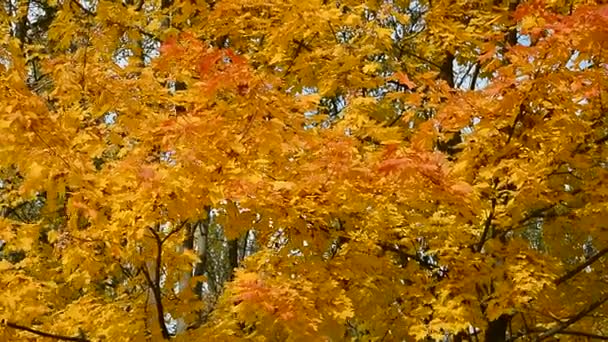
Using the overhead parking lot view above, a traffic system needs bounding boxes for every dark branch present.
[377,242,438,271]
[398,48,443,69]
[71,0,160,41]
[160,220,189,244]
[4,321,89,342]
[469,62,480,91]
[555,247,608,286]
[538,293,608,340]
[505,103,524,145]
[511,328,608,341]
[548,330,608,340]
[476,198,496,252]
[595,133,608,145]
[143,227,171,339]
[70,0,94,16]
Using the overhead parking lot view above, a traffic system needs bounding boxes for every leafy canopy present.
[1,0,608,341]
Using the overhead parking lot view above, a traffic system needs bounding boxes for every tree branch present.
[377,242,438,271]
[555,247,608,286]
[510,328,608,341]
[143,227,171,339]
[70,0,94,16]
[538,293,608,340]
[70,0,160,41]
[469,62,480,91]
[476,198,496,252]
[4,321,89,342]
[547,330,608,340]
[161,219,189,244]
[505,103,525,145]
[398,47,443,69]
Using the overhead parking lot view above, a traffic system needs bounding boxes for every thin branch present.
[538,293,608,340]
[399,48,443,69]
[595,134,608,145]
[4,321,89,342]
[506,103,524,145]
[70,0,94,16]
[238,112,257,142]
[81,37,89,92]
[457,62,475,89]
[510,328,608,341]
[496,202,560,241]
[469,62,480,91]
[549,330,608,340]
[143,227,171,339]
[555,247,608,286]
[160,219,189,244]
[327,21,340,44]
[377,242,438,270]
[476,198,496,252]
[386,111,403,127]
[31,126,71,169]
[70,0,160,41]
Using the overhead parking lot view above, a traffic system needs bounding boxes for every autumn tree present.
[1,0,608,341]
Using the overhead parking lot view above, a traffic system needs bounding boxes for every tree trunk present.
[175,222,195,334]
[485,314,511,342]
[194,216,210,297]
[227,239,239,281]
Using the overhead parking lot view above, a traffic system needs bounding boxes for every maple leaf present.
[377,157,412,174]
[392,71,417,89]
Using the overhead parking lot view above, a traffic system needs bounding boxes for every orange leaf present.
[393,71,416,89]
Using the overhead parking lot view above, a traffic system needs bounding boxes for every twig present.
[327,21,340,44]
[31,126,71,169]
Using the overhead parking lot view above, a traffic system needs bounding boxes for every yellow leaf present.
[209,185,225,205]
[272,181,295,191]
[28,162,44,180]
[270,52,284,65]
[0,260,12,271]
[16,237,34,251]
[362,62,380,74]
[47,230,59,244]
